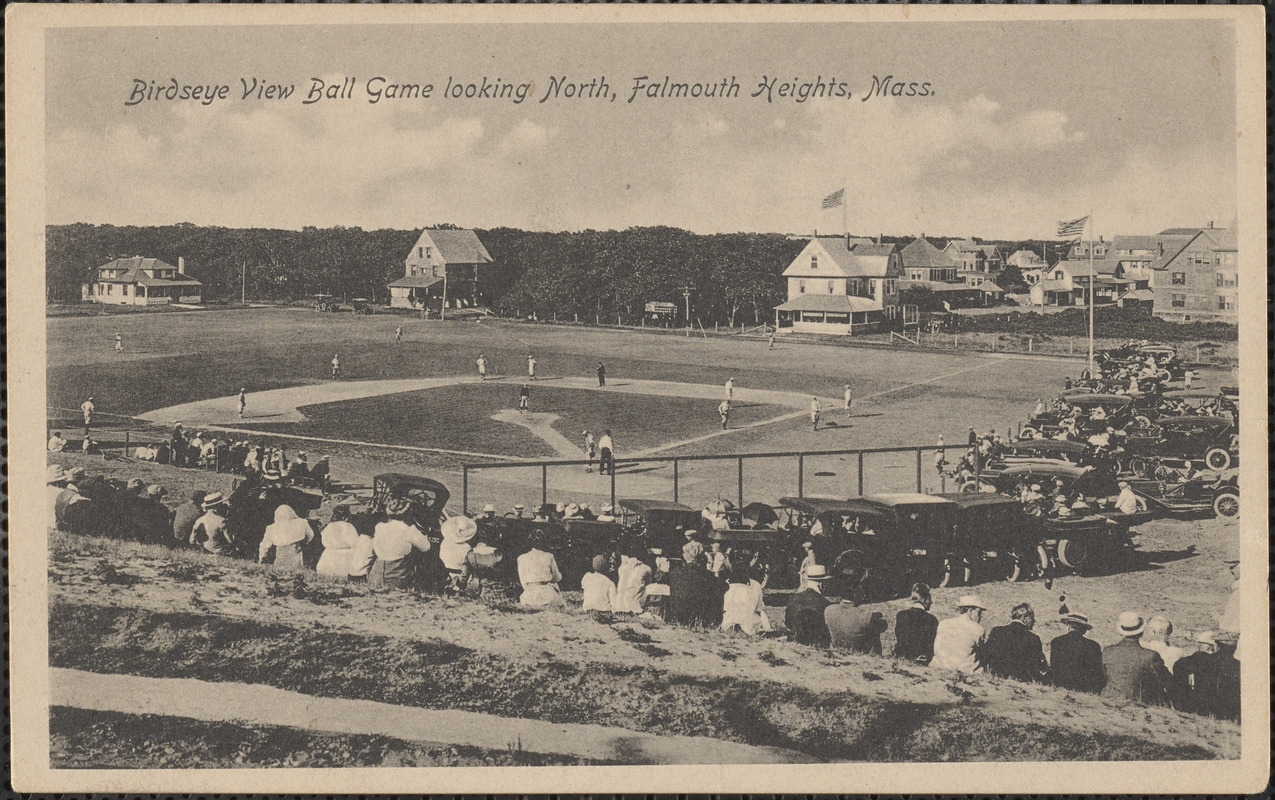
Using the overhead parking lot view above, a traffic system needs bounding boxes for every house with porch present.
[774,236,902,335]
[899,236,987,307]
[1152,226,1237,323]
[1029,258,1131,307]
[1006,249,1047,285]
[85,257,202,306]
[389,228,493,310]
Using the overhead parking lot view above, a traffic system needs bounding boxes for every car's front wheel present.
[1204,447,1232,472]
[1212,491,1239,518]
[1057,537,1089,570]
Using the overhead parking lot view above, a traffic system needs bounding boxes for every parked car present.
[615,498,705,556]
[996,438,1093,465]
[935,493,1040,583]
[1128,472,1239,519]
[1122,415,1239,472]
[961,460,1121,501]
[1021,394,1137,438]
[474,513,626,590]
[369,472,451,536]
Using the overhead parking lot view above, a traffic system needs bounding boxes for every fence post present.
[1028,338,1033,353]
[673,459,679,504]
[797,454,804,498]
[857,451,865,496]
[737,457,744,510]
[610,467,616,512]
[123,430,129,456]
[916,448,923,493]
[541,465,548,509]
[462,466,469,516]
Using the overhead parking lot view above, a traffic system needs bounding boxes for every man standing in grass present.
[724,377,734,401]
[518,384,530,415]
[598,429,615,476]
[476,354,488,381]
[80,396,95,432]
[238,388,247,419]
[718,400,731,430]
[596,360,606,387]
[527,354,537,381]
[114,332,124,353]
[330,353,341,379]
[394,325,402,343]
[583,431,596,472]
[843,384,853,418]
[810,396,821,431]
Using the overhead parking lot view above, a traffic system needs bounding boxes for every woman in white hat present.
[931,594,988,673]
[439,515,478,593]
[369,498,432,589]
[47,465,69,528]
[517,530,564,609]
[191,492,234,555]
[258,504,315,570]
[316,505,373,582]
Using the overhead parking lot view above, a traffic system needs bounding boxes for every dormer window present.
[810,255,818,270]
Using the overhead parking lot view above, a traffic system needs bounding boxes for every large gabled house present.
[85,256,202,306]
[1152,226,1237,323]
[899,236,995,306]
[774,235,902,335]
[389,228,493,310]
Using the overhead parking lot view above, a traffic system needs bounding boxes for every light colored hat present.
[145,485,166,498]
[513,504,525,511]
[482,504,496,513]
[261,469,282,481]
[1194,630,1217,645]
[600,503,613,513]
[1060,612,1091,629]
[681,541,704,563]
[1116,611,1145,637]
[1118,480,1130,488]
[441,515,478,544]
[46,464,67,484]
[1213,630,1239,646]
[1030,484,1041,491]
[385,498,412,518]
[202,492,227,510]
[806,565,831,581]
[956,594,987,611]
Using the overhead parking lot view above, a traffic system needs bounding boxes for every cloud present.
[499,120,554,154]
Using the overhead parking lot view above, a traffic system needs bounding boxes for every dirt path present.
[50,667,816,765]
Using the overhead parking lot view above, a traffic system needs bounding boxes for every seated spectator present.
[1141,616,1185,673]
[643,549,672,620]
[464,539,511,602]
[595,503,616,523]
[517,530,565,608]
[931,595,988,673]
[707,540,731,579]
[1171,630,1217,716]
[1101,611,1171,706]
[615,550,652,614]
[369,499,432,589]
[668,547,725,628]
[439,516,478,594]
[258,504,315,570]
[561,502,583,520]
[1114,481,1147,515]
[309,456,331,491]
[784,565,832,647]
[893,583,939,665]
[721,566,770,635]
[825,580,887,654]
[287,452,310,481]
[191,492,235,555]
[1204,631,1240,722]
[48,431,68,452]
[1049,612,1105,694]
[137,485,174,545]
[81,436,99,455]
[479,504,498,520]
[316,506,374,581]
[580,554,618,612]
[983,603,1048,683]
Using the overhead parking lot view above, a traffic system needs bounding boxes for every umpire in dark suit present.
[1049,612,1105,693]
[983,602,1049,682]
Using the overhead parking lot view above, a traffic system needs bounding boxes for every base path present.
[50,668,816,765]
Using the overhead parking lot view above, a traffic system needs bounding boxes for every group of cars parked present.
[355,343,1237,598]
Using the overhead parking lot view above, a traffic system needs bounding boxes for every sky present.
[44,19,1238,240]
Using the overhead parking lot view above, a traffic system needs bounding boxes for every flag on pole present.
[1056,215,1089,239]
[821,188,845,209]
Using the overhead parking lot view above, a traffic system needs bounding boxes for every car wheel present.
[1002,552,1025,583]
[1212,491,1239,518]
[1021,426,1039,439]
[1130,457,1150,478]
[1205,447,1232,471]
[1057,537,1089,569]
[1134,414,1152,428]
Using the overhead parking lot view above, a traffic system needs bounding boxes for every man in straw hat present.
[191,492,234,555]
[1049,611,1105,693]
[1101,611,1170,705]
[785,564,832,647]
[931,594,989,673]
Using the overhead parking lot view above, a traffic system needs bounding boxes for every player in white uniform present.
[810,396,821,431]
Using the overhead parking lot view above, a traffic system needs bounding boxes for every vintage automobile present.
[934,493,1040,584]
[1127,472,1239,519]
[995,438,1093,465]
[1122,415,1239,472]
[473,513,626,590]
[615,498,706,556]
[1020,394,1137,438]
[961,460,1121,501]
[369,472,451,536]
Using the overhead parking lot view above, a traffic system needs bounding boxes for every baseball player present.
[810,396,821,431]
[843,384,853,416]
[518,384,530,414]
[477,354,488,380]
[718,400,731,430]
[527,355,537,381]
[330,354,341,379]
[238,388,247,418]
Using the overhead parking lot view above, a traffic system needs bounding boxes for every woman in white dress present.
[721,567,771,635]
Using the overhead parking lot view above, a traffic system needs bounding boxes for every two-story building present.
[899,236,990,306]
[389,228,493,310]
[1152,226,1237,323]
[1030,258,1131,307]
[774,236,902,335]
[942,239,1004,283]
[1006,249,1047,285]
[84,256,202,306]
[1109,233,1195,312]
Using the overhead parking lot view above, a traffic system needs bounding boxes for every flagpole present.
[1087,210,1095,376]
[842,177,848,238]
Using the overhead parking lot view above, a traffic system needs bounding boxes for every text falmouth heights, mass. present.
[124,74,934,107]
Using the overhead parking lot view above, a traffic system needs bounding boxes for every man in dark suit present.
[825,580,887,654]
[1171,630,1217,715]
[983,602,1048,683]
[785,565,832,647]
[666,545,724,628]
[1049,612,1105,693]
[1101,611,1171,706]
[893,582,939,665]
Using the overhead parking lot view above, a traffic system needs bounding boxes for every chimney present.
[1208,220,1214,229]
[845,232,851,250]
[877,232,883,245]
[1158,241,1164,257]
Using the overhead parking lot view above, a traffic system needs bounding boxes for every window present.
[1171,272,1186,285]
[798,279,806,294]
[909,269,923,281]
[106,284,113,295]
[869,279,878,296]
[418,247,423,257]
[827,280,835,294]
[1171,293,1186,308]
[1218,296,1235,311]
[426,247,432,258]
[811,255,818,270]
[122,285,129,296]
[883,279,896,295]
[1054,270,1064,280]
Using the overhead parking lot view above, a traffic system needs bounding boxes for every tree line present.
[46,222,807,327]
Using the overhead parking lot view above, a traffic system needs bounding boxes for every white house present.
[389,228,493,310]
[774,236,901,335]
[85,257,202,306]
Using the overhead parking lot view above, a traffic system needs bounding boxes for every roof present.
[977,281,1005,294]
[617,499,696,513]
[778,496,859,514]
[900,237,959,269]
[898,280,980,294]
[979,244,1002,258]
[95,257,202,287]
[784,237,896,278]
[1009,249,1045,262]
[774,294,882,313]
[1053,258,1120,276]
[1119,288,1155,301]
[946,239,985,253]
[388,275,444,289]
[862,493,955,506]
[417,229,493,264]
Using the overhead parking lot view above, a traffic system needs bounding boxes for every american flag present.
[821,188,845,209]
[1057,215,1089,239]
